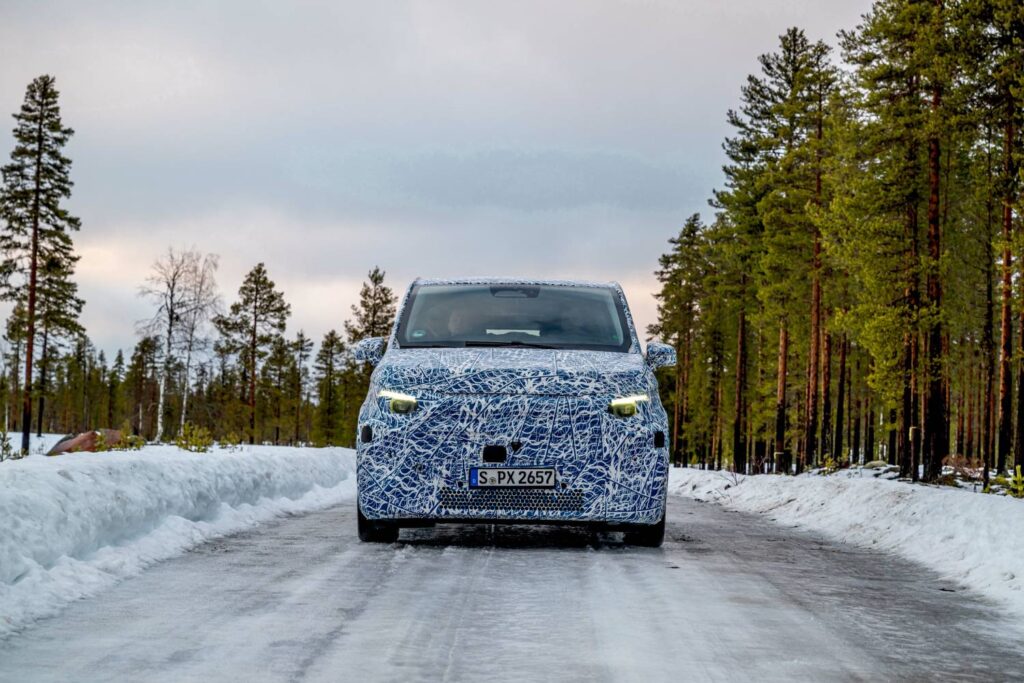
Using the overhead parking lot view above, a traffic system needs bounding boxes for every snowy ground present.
[0,494,1020,681]
[0,444,356,637]
[2,449,1023,681]
[669,467,1024,620]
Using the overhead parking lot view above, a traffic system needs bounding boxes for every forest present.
[2,1,1022,488]
[648,1,1023,483]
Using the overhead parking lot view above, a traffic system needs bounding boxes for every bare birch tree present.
[178,253,219,431]
[138,248,219,441]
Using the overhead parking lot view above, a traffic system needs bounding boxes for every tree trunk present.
[865,397,874,464]
[294,347,304,445]
[887,409,898,466]
[21,92,46,454]
[180,337,194,432]
[997,199,1013,474]
[108,373,116,428]
[805,237,821,472]
[923,70,946,482]
[714,382,724,471]
[911,332,921,482]
[901,214,920,477]
[984,210,996,486]
[157,319,173,442]
[9,341,21,434]
[1015,316,1024,469]
[733,304,747,473]
[833,336,847,463]
[965,363,975,459]
[248,300,259,445]
[275,369,283,445]
[853,391,862,466]
[846,353,855,464]
[672,335,684,465]
[955,360,965,457]
[774,323,789,474]
[1008,117,1024,473]
[820,332,833,466]
[35,328,49,437]
[680,331,691,466]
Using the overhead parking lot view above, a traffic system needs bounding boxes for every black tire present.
[624,513,665,548]
[357,505,399,543]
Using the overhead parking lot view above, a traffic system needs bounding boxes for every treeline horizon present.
[1,252,398,450]
[649,1,1022,484]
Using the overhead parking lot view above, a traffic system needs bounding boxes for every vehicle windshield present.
[396,284,632,352]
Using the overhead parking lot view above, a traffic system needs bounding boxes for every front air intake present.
[439,487,584,513]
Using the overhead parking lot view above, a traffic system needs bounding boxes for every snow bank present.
[0,445,356,637]
[669,468,1024,617]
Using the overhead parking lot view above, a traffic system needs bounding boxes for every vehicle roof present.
[411,277,622,289]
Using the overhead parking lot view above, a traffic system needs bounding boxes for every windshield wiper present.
[463,340,558,350]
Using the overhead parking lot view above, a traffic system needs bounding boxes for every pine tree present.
[344,267,397,343]
[125,337,159,438]
[314,330,346,446]
[0,75,81,453]
[107,350,125,428]
[291,331,313,444]
[840,2,935,479]
[713,73,771,474]
[32,250,84,436]
[958,0,1024,475]
[3,302,26,431]
[260,335,295,444]
[214,263,291,444]
[719,28,837,473]
[649,214,708,466]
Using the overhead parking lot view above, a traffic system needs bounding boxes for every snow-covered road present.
[0,495,1020,682]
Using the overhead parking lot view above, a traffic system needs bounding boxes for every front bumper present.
[356,392,668,524]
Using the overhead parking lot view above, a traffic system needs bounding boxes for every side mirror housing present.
[353,337,387,366]
[645,342,677,370]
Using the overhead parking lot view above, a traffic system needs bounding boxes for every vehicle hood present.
[376,348,649,397]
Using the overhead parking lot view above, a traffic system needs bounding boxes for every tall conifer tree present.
[214,263,290,444]
[0,75,81,452]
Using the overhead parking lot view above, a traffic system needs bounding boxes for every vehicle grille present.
[438,487,584,513]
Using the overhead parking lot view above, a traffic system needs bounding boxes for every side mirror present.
[353,337,387,366]
[645,342,676,370]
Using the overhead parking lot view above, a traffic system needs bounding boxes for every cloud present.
[62,202,677,353]
[0,0,873,356]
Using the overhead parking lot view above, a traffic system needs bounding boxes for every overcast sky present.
[0,0,871,356]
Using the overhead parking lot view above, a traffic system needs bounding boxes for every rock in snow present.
[45,429,123,456]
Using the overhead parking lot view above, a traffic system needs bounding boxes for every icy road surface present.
[1,496,1020,682]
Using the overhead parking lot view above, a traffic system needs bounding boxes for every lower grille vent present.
[439,487,584,513]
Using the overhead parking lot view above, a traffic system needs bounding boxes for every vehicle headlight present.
[608,394,649,417]
[380,389,417,414]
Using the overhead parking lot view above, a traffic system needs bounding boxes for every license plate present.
[470,467,557,488]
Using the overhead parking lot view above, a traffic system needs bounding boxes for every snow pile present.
[669,468,1024,617]
[0,445,356,637]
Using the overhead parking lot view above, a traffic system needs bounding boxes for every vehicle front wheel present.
[357,504,399,543]
[624,513,665,548]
